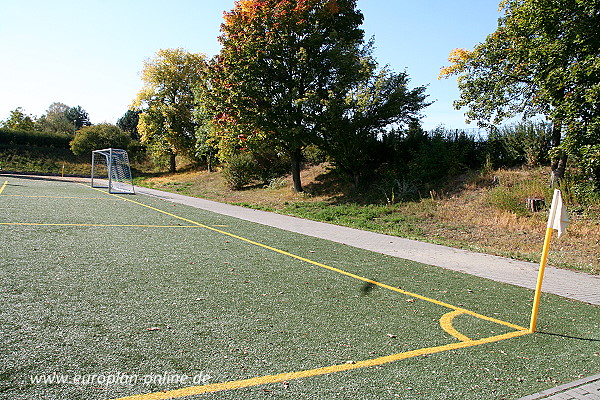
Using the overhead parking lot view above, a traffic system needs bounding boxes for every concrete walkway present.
[134,185,600,306]
[517,373,600,400]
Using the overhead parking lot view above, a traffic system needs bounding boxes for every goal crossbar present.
[91,148,135,194]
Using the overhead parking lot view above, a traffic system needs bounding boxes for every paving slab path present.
[517,374,600,400]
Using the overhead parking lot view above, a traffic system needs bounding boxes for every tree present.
[1,107,35,131]
[132,48,207,173]
[66,106,91,131]
[440,0,600,184]
[117,110,141,140]
[204,0,366,192]
[38,102,73,134]
[320,56,430,187]
[70,123,130,155]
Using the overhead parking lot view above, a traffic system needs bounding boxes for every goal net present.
[91,148,135,194]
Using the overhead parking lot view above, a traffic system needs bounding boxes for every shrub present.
[222,153,259,189]
[70,123,131,155]
[250,146,289,184]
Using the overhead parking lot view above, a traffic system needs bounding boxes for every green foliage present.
[302,144,328,165]
[561,175,600,207]
[443,0,599,128]
[38,102,73,134]
[0,145,89,175]
[117,110,141,140]
[560,123,600,188]
[250,143,290,184]
[221,144,290,190]
[486,121,553,168]
[378,125,483,192]
[126,140,148,164]
[69,123,130,155]
[376,176,419,204]
[204,0,366,192]
[133,48,207,172]
[221,153,259,190]
[1,107,35,131]
[321,57,430,187]
[441,0,600,185]
[264,176,288,190]
[486,172,550,216]
[200,0,430,192]
[0,128,72,148]
[194,116,219,172]
[576,144,600,185]
[409,127,481,182]
[65,105,91,130]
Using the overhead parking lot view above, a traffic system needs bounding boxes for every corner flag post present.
[529,189,569,333]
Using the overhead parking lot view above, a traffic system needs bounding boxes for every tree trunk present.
[169,153,176,173]
[551,154,568,187]
[290,148,303,193]
[549,120,567,186]
[351,172,360,190]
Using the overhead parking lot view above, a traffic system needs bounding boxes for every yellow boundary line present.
[0,180,8,195]
[112,330,530,400]
[0,222,200,228]
[76,183,530,399]
[0,194,121,200]
[440,310,472,342]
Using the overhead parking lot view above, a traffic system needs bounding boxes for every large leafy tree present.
[204,0,366,192]
[440,0,600,184]
[321,55,430,187]
[1,107,35,131]
[133,48,207,173]
[66,106,91,131]
[38,102,73,134]
[117,110,141,140]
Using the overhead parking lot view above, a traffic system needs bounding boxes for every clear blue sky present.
[0,0,501,130]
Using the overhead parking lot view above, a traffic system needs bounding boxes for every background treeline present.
[2,0,598,207]
[199,121,555,192]
[0,117,550,174]
[1,116,598,206]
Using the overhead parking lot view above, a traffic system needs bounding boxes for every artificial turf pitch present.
[0,176,598,399]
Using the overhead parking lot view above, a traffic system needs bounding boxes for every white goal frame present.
[91,148,135,194]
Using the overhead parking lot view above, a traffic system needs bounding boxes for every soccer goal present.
[91,148,135,194]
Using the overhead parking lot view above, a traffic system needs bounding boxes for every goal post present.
[91,148,135,194]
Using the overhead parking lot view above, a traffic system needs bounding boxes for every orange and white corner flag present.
[548,189,570,238]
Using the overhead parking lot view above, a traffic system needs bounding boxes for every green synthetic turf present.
[0,176,598,400]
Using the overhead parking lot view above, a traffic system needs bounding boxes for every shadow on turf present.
[360,281,378,295]
[538,331,600,342]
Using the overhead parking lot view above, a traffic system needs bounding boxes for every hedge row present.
[0,128,72,148]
